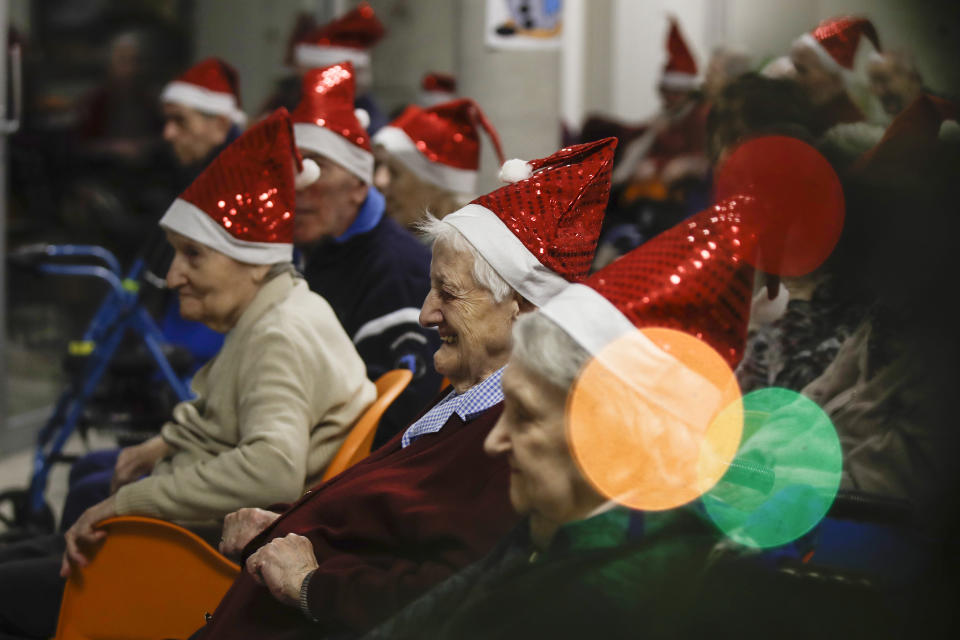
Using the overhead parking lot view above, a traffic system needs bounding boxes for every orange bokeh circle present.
[566,327,744,511]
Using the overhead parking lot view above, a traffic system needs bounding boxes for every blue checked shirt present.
[401,366,506,448]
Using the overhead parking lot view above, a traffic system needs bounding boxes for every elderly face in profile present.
[484,312,604,548]
[419,217,531,392]
[868,52,923,117]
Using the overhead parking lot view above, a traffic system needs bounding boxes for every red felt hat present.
[542,198,758,369]
[661,17,698,91]
[795,16,881,73]
[419,72,457,107]
[291,62,373,183]
[853,93,958,176]
[159,108,318,264]
[161,57,246,125]
[373,98,504,194]
[442,137,617,307]
[294,2,385,71]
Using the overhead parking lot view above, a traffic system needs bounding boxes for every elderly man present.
[289,62,441,445]
[194,136,617,639]
[790,16,880,132]
[372,97,504,229]
[160,57,246,187]
[867,50,924,118]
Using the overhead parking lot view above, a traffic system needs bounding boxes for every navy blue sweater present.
[300,192,441,447]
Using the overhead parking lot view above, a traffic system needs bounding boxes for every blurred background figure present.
[262,2,387,132]
[418,71,457,108]
[868,50,925,118]
[373,98,504,229]
[789,16,881,132]
[703,45,753,104]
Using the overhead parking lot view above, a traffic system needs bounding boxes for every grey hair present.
[511,311,590,392]
[416,212,513,302]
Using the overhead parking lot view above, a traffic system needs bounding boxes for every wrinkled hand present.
[110,436,172,494]
[245,533,319,607]
[60,495,117,577]
[219,507,280,558]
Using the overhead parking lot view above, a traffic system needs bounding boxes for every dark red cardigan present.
[199,403,517,638]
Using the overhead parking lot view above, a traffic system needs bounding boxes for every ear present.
[213,114,234,137]
[250,264,272,284]
[351,181,370,207]
[515,293,536,316]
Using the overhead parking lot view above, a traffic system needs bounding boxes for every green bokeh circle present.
[702,388,842,548]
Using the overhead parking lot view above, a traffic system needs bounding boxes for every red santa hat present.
[660,17,699,91]
[159,108,319,264]
[161,57,246,125]
[294,2,385,77]
[291,62,374,184]
[442,137,617,307]
[794,16,881,74]
[419,72,457,107]
[541,197,758,369]
[373,98,504,195]
[853,93,958,177]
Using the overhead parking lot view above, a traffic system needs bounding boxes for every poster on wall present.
[485,0,563,50]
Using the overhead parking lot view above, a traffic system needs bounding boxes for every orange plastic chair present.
[321,368,413,481]
[53,516,240,640]
[53,369,413,640]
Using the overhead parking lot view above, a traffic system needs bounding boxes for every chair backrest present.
[320,368,413,482]
[53,516,240,640]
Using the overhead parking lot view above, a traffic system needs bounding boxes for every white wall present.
[604,0,959,124]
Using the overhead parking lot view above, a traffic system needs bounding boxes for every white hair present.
[512,311,590,392]
[416,213,513,303]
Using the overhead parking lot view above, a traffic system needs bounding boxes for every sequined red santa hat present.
[161,57,246,125]
[660,17,699,91]
[373,98,504,195]
[441,137,617,307]
[541,198,759,369]
[419,72,457,107]
[291,62,373,183]
[159,108,320,264]
[294,2,385,80]
[794,16,881,74]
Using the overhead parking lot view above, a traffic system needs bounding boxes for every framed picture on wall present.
[485,0,563,51]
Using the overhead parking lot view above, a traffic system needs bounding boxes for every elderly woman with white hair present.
[0,110,376,640]
[358,200,762,640]
[191,138,617,640]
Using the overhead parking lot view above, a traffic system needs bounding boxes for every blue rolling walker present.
[2,243,194,535]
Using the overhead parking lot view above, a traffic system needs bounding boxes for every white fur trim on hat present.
[443,204,570,307]
[354,108,370,130]
[294,122,374,183]
[541,284,721,429]
[749,282,789,326]
[794,33,844,76]
[159,198,293,265]
[372,125,477,194]
[161,81,247,125]
[659,71,700,91]
[294,44,370,71]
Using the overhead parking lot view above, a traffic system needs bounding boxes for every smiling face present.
[293,152,369,245]
[484,357,604,546]
[868,54,923,117]
[789,43,845,106]
[418,241,520,392]
[165,231,269,333]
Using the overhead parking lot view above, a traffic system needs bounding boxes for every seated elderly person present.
[790,16,880,132]
[289,63,441,446]
[192,137,618,639]
[362,199,895,639]
[372,97,504,229]
[359,200,756,639]
[0,110,375,640]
